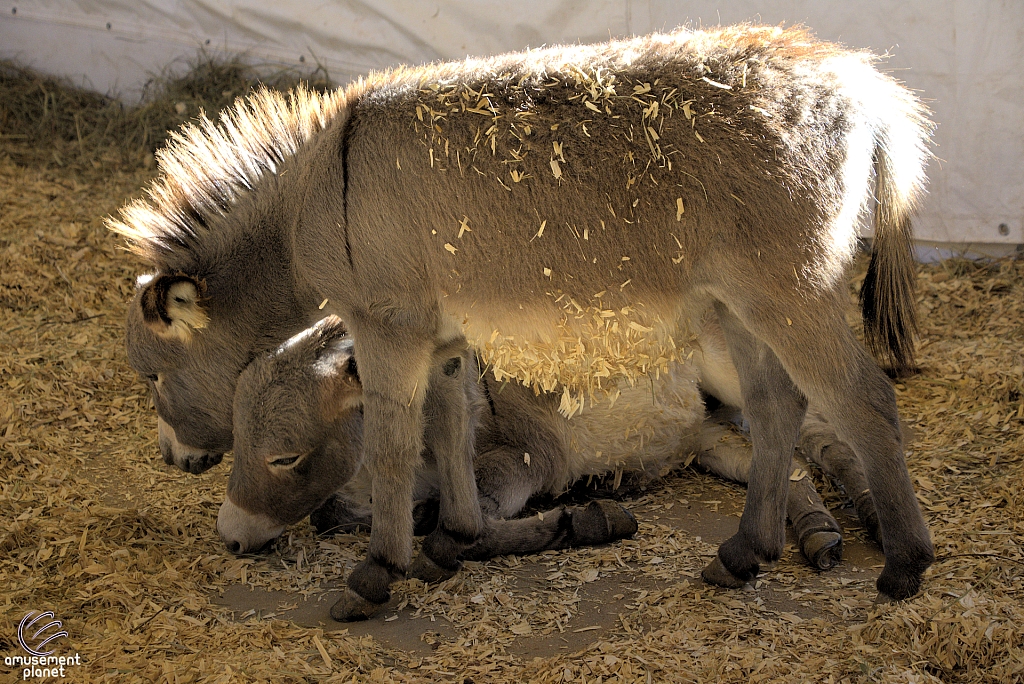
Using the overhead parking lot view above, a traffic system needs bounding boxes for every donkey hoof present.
[802,530,843,571]
[329,588,386,622]
[701,556,748,589]
[599,500,639,540]
[876,565,926,601]
[571,500,639,546]
[409,552,460,584]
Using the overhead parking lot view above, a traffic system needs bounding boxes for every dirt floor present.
[1,143,1022,683]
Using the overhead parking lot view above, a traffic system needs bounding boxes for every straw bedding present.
[1,61,1022,683]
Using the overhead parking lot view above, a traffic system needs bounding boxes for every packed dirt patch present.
[1,66,1022,683]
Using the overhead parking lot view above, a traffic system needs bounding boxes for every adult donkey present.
[110,25,933,620]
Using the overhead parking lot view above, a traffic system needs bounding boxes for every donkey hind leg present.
[701,303,808,588]
[798,414,881,545]
[695,425,842,572]
[719,298,933,599]
[461,501,638,561]
[408,348,486,584]
[801,353,931,599]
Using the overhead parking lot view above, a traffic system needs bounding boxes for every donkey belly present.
[544,360,705,493]
[446,288,708,418]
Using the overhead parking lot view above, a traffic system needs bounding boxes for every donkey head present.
[126,273,236,473]
[125,246,311,474]
[217,316,365,554]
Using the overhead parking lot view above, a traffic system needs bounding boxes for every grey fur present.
[111,26,933,617]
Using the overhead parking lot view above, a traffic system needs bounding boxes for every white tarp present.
[2,0,1021,254]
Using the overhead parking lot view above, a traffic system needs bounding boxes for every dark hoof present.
[409,552,460,584]
[330,588,386,622]
[701,556,748,589]
[876,566,924,601]
[712,534,764,584]
[802,530,843,571]
[875,541,933,600]
[571,500,639,546]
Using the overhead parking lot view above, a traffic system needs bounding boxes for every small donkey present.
[112,25,933,618]
[219,316,872,617]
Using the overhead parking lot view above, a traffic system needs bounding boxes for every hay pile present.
[1,60,1022,683]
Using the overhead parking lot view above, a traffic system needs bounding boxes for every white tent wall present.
[2,1,1021,257]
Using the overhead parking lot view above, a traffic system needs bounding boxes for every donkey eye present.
[268,455,300,467]
[147,374,159,382]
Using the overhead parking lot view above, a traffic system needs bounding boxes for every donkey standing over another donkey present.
[111,25,934,620]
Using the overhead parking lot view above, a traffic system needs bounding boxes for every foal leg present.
[408,348,486,583]
[311,494,373,535]
[701,303,808,587]
[696,424,842,572]
[461,501,638,561]
[472,440,561,518]
[311,494,441,537]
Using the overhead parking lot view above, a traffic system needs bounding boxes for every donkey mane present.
[108,86,347,266]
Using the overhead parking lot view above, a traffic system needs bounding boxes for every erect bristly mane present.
[107,86,347,266]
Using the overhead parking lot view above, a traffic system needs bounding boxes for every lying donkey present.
[110,25,933,619]
[218,317,864,614]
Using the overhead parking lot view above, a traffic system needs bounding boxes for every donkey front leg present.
[701,303,808,588]
[461,501,638,561]
[329,322,435,622]
[409,348,485,583]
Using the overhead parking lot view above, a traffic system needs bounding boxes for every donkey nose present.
[218,498,286,557]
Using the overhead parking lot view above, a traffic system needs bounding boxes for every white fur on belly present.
[543,359,704,492]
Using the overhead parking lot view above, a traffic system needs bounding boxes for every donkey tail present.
[859,74,933,377]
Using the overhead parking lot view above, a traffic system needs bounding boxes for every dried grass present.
[1,67,1022,683]
[0,55,333,172]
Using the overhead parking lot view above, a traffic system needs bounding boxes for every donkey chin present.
[217,498,286,555]
[158,417,224,474]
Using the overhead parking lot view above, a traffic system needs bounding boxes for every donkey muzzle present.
[217,498,287,555]
[158,417,224,474]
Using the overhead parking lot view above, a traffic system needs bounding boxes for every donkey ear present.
[138,274,209,342]
[312,328,362,419]
[311,315,349,342]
